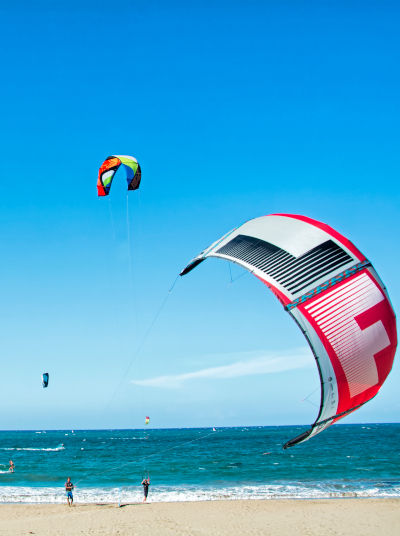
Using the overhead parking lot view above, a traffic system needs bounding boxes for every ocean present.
[0,424,399,503]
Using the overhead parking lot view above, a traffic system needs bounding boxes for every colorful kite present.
[97,155,141,196]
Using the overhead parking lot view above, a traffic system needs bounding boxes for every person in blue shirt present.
[65,477,74,506]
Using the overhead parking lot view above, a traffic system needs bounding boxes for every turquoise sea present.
[0,424,399,503]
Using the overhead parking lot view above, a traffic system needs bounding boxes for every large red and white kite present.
[180,214,397,448]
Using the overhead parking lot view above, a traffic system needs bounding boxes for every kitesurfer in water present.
[141,476,150,502]
[9,460,14,472]
[65,477,74,506]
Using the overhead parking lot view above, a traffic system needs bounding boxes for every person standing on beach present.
[9,460,14,472]
[141,476,150,502]
[65,477,74,506]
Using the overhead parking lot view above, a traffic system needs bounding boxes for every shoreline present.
[0,483,398,504]
[2,496,399,504]
[0,498,398,535]
[0,494,399,505]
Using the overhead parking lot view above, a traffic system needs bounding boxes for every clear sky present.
[0,1,398,431]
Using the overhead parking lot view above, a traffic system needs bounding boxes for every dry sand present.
[0,499,398,536]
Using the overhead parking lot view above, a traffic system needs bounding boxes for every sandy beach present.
[0,499,398,536]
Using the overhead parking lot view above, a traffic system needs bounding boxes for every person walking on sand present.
[9,460,14,473]
[65,477,74,506]
[141,476,150,502]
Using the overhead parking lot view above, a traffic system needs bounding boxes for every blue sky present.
[0,1,398,430]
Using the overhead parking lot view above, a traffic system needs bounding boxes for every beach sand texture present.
[0,499,398,536]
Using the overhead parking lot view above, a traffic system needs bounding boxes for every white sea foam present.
[109,437,147,440]
[0,446,65,452]
[0,483,398,504]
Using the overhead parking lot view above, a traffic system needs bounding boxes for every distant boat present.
[212,427,216,432]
